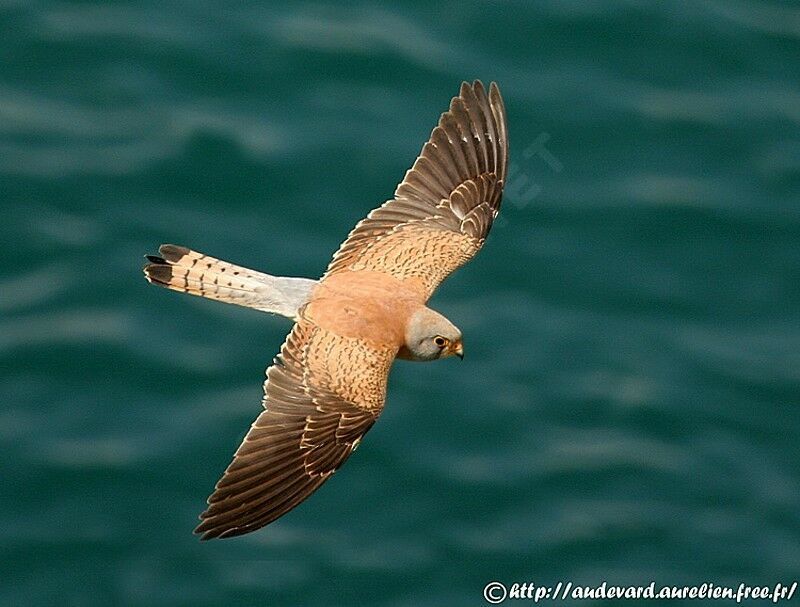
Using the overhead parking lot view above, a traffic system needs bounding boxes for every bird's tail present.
[143,244,317,319]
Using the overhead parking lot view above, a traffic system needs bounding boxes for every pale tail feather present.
[143,244,317,319]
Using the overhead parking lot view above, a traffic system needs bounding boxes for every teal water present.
[2,2,799,605]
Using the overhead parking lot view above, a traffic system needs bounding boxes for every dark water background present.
[1,1,799,605]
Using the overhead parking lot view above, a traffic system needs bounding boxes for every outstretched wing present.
[324,80,508,300]
[195,319,394,539]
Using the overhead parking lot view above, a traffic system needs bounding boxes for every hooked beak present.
[451,340,464,360]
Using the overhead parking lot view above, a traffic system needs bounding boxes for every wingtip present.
[194,509,228,540]
[194,518,216,541]
[196,531,215,541]
[193,521,248,541]
[458,80,502,103]
[459,79,486,97]
[488,81,506,128]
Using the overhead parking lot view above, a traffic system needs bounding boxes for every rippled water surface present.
[2,1,799,605]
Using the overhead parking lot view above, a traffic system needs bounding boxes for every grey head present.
[399,307,464,362]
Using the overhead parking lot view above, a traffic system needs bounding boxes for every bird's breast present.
[303,271,422,348]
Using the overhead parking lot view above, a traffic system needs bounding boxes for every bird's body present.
[144,81,507,539]
[308,270,418,347]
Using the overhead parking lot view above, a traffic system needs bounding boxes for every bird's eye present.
[434,336,447,348]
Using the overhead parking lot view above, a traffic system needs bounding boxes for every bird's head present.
[401,307,463,361]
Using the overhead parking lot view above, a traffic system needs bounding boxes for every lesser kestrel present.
[144,80,508,539]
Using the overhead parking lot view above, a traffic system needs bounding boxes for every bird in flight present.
[144,81,508,539]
